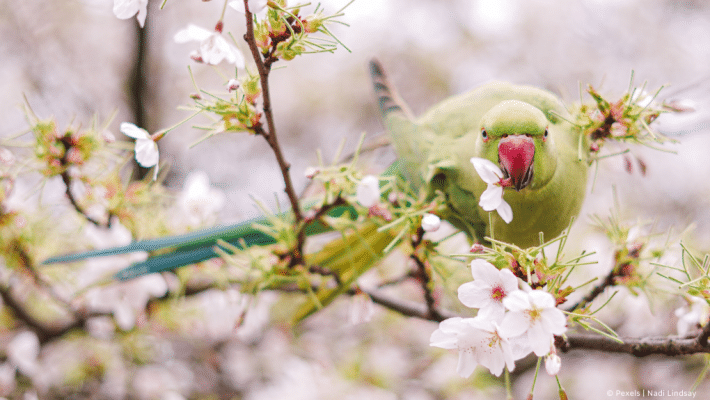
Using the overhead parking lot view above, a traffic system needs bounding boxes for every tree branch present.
[242,1,303,225]
[60,170,107,228]
[565,266,618,312]
[410,228,443,321]
[559,333,710,357]
[361,288,710,357]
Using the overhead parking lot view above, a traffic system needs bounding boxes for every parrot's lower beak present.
[498,135,535,191]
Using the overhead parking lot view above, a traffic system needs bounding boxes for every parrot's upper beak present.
[498,135,535,191]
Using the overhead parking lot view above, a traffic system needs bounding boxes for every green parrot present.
[44,61,589,317]
[370,60,588,248]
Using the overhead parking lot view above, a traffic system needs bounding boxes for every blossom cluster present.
[430,259,566,377]
[31,119,101,177]
[574,84,675,154]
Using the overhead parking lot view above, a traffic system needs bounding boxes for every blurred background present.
[2,0,710,398]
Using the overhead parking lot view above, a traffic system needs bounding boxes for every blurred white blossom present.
[675,296,710,337]
[174,24,245,67]
[113,0,149,27]
[85,274,168,332]
[7,331,40,377]
[176,171,226,227]
[229,0,269,17]
[120,122,159,180]
[356,175,380,207]
[0,363,16,396]
[348,291,375,325]
[0,148,14,166]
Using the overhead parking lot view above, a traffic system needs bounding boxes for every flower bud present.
[0,148,15,166]
[356,175,380,208]
[421,213,441,232]
[304,166,320,179]
[545,353,561,375]
[227,78,240,92]
[190,50,204,63]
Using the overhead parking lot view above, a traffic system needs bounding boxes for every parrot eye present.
[481,129,489,142]
[543,128,549,140]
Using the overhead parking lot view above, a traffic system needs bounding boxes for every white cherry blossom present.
[500,289,567,356]
[120,122,159,180]
[176,171,226,227]
[458,259,519,321]
[229,0,269,16]
[174,24,245,67]
[7,331,40,377]
[113,0,149,28]
[470,157,513,223]
[430,316,516,377]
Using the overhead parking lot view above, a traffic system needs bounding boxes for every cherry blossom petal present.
[469,259,499,281]
[470,157,503,184]
[134,139,159,167]
[499,311,529,338]
[120,122,149,140]
[540,308,567,335]
[529,289,556,308]
[113,0,149,27]
[457,281,491,307]
[526,321,552,356]
[479,185,503,211]
[174,24,213,43]
[496,199,513,223]
[229,0,269,14]
[502,290,530,312]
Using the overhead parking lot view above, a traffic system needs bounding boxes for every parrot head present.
[477,100,556,191]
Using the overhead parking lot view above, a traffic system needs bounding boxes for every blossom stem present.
[219,0,229,22]
[530,357,541,397]
[504,368,513,400]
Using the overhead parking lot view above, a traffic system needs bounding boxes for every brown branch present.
[0,284,104,344]
[698,322,710,346]
[364,288,453,322]
[60,171,107,228]
[410,227,443,320]
[565,267,618,312]
[360,288,710,357]
[242,1,303,225]
[559,333,710,357]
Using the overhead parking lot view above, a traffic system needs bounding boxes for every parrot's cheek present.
[498,135,535,191]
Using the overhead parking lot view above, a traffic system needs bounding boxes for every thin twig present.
[410,227,443,320]
[60,171,106,228]
[242,1,303,225]
[565,267,618,312]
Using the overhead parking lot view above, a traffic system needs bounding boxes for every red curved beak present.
[498,135,535,191]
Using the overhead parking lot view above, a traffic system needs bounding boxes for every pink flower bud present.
[227,79,240,92]
[190,51,204,63]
